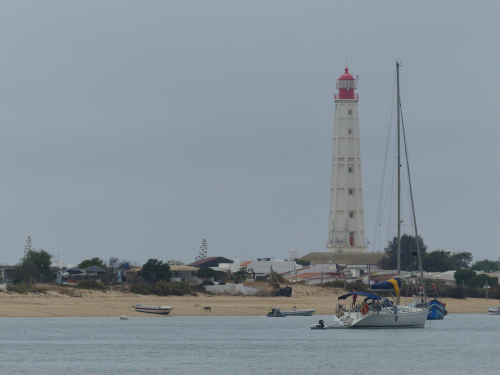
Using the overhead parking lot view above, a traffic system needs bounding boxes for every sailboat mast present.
[396,61,401,276]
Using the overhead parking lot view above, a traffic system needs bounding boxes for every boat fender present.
[360,303,369,315]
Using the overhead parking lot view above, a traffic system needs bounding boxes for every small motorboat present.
[310,319,345,329]
[133,303,173,315]
[281,307,316,316]
[120,315,128,320]
[427,298,447,320]
[267,308,286,317]
[488,306,500,315]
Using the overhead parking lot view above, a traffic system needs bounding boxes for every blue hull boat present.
[427,298,447,320]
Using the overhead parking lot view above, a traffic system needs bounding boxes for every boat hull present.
[343,307,428,328]
[310,320,344,329]
[134,305,173,315]
[282,309,316,316]
[488,307,500,315]
[427,299,446,320]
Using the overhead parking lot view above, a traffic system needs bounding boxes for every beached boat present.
[488,306,500,315]
[281,307,315,316]
[133,303,173,315]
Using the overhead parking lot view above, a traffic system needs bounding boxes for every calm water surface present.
[0,314,498,374]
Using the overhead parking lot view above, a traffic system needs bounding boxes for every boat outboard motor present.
[319,319,325,329]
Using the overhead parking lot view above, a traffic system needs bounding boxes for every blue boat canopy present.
[338,291,381,300]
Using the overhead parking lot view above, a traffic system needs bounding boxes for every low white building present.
[205,283,260,295]
[246,258,299,276]
[218,255,244,273]
[169,265,199,285]
[425,270,458,286]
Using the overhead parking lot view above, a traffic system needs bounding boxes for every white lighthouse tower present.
[326,67,366,253]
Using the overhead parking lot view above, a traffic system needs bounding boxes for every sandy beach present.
[0,284,496,317]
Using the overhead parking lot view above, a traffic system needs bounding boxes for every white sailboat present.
[316,62,428,329]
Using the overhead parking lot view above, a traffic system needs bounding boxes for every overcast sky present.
[1,1,499,267]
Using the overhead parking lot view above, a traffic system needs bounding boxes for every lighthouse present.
[326,67,366,253]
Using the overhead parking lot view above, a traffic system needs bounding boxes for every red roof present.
[338,67,355,80]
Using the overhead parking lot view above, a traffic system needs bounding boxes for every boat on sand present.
[133,303,173,315]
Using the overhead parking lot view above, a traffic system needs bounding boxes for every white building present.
[327,67,367,253]
[246,258,298,276]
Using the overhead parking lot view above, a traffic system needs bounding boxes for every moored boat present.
[133,303,173,315]
[267,308,286,317]
[488,306,500,315]
[281,307,316,316]
[427,298,447,320]
[310,319,345,329]
[335,291,428,329]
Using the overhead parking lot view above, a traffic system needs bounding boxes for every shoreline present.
[0,285,497,317]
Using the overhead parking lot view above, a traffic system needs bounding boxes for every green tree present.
[471,259,500,273]
[232,270,248,284]
[196,267,217,280]
[379,234,427,270]
[141,259,171,283]
[77,257,108,271]
[108,257,120,270]
[14,249,53,284]
[422,250,455,272]
[451,252,473,269]
[454,268,476,286]
[295,258,311,267]
[468,274,498,288]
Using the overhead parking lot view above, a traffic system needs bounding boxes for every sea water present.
[0,314,498,374]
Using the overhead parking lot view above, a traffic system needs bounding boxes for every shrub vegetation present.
[129,281,193,296]
[76,280,109,291]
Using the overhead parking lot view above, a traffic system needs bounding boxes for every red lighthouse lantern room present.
[336,68,358,100]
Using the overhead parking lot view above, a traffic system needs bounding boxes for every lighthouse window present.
[348,129,352,135]
[348,109,352,115]
[349,189,354,195]
[349,212,354,218]
[348,167,353,173]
